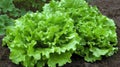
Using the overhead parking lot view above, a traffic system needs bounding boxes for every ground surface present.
[0,0,120,67]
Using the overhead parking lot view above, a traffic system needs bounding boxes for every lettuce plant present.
[0,15,13,35]
[2,0,118,67]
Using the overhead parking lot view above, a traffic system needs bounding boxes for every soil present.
[0,0,120,67]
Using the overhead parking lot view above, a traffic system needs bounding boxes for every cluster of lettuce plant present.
[2,0,118,67]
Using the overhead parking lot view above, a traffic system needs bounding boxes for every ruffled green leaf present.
[48,52,72,67]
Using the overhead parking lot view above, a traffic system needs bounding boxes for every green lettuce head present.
[3,0,118,67]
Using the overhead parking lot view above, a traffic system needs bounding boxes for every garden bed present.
[0,0,120,67]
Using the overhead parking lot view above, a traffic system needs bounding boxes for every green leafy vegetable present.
[0,15,13,35]
[0,0,48,35]
[2,0,118,67]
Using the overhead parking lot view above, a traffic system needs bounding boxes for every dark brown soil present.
[0,0,120,67]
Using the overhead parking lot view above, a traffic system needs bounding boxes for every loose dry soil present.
[0,0,120,67]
